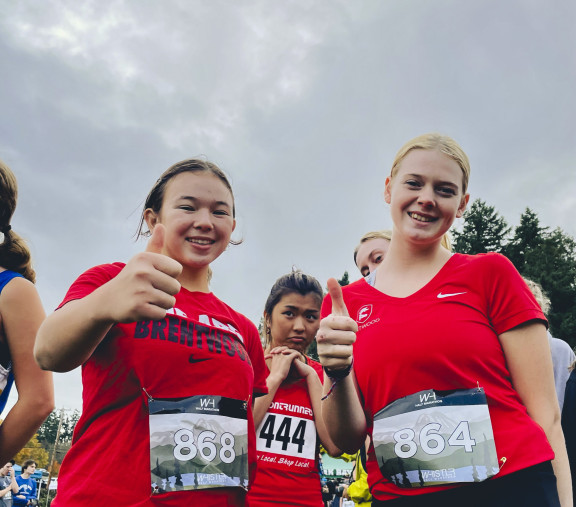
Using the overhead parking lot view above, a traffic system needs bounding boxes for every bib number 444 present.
[259,414,306,454]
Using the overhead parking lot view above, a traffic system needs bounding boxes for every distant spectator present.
[0,460,17,507]
[524,277,575,411]
[561,360,576,504]
[13,460,36,506]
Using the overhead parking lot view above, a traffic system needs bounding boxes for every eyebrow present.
[282,305,320,312]
[404,174,458,187]
[178,196,232,208]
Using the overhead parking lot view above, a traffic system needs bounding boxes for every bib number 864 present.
[394,421,476,458]
[173,429,236,464]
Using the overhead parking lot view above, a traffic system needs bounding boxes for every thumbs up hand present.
[103,224,183,323]
[317,278,358,372]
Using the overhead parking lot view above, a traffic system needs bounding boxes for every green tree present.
[452,199,510,254]
[522,227,576,346]
[503,208,547,270]
[338,271,350,286]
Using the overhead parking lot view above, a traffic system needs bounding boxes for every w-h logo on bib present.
[357,305,373,324]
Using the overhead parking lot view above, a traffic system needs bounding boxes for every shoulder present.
[58,263,125,308]
[451,252,515,271]
[549,336,576,356]
[0,276,41,314]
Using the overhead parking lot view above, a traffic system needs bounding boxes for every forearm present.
[0,392,54,464]
[34,289,116,372]
[305,372,341,456]
[321,371,366,454]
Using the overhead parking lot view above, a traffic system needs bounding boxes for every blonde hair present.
[390,133,470,195]
[354,228,452,264]
[0,160,36,283]
[522,277,551,315]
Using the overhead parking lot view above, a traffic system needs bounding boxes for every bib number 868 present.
[394,421,476,458]
[173,429,236,464]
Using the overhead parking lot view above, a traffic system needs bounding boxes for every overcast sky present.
[1,0,575,414]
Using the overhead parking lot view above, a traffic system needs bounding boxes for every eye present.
[374,255,383,264]
[282,310,294,317]
[405,180,421,189]
[213,209,230,216]
[437,186,457,196]
[306,313,319,322]
[179,205,195,212]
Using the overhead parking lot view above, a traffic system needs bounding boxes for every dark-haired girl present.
[246,271,340,507]
[0,160,54,465]
[35,160,267,506]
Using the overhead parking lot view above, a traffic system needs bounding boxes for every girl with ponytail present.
[0,160,54,464]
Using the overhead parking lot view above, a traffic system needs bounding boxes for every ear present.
[144,208,159,232]
[456,193,470,218]
[384,177,392,204]
[232,218,237,233]
[264,312,271,329]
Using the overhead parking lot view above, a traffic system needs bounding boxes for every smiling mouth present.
[187,238,215,245]
[408,212,436,223]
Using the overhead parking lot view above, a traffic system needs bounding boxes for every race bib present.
[373,387,498,488]
[149,395,249,492]
[256,411,317,471]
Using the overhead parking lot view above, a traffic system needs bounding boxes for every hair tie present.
[0,224,11,234]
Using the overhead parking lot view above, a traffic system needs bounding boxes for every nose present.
[292,315,305,332]
[193,208,214,231]
[417,185,435,207]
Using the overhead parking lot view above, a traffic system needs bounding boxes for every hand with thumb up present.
[316,278,358,372]
[102,224,183,323]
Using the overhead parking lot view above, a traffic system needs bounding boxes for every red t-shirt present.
[321,253,553,501]
[247,358,324,506]
[52,263,268,507]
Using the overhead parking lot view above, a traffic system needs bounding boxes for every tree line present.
[452,199,576,348]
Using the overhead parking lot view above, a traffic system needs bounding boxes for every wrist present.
[323,358,354,381]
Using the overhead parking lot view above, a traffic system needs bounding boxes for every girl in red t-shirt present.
[316,133,571,506]
[247,270,340,506]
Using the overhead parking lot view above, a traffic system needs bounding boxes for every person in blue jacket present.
[13,461,37,507]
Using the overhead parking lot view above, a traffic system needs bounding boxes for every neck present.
[179,265,211,293]
[22,472,30,478]
[385,234,448,268]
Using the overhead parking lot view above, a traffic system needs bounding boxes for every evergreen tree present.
[338,271,350,286]
[503,208,547,270]
[452,199,510,254]
[524,228,576,346]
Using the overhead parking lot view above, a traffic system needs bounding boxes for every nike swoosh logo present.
[437,292,467,299]
[189,355,210,364]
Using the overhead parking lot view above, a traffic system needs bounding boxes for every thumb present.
[327,277,349,317]
[146,223,166,254]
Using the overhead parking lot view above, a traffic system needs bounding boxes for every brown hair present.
[136,158,239,245]
[0,160,36,283]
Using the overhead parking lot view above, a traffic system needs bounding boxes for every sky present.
[1,0,575,414]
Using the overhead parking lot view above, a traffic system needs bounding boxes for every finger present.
[327,277,349,317]
[146,223,166,254]
[148,269,182,296]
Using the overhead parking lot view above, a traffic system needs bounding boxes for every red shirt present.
[52,263,268,507]
[247,358,324,506]
[322,253,552,501]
